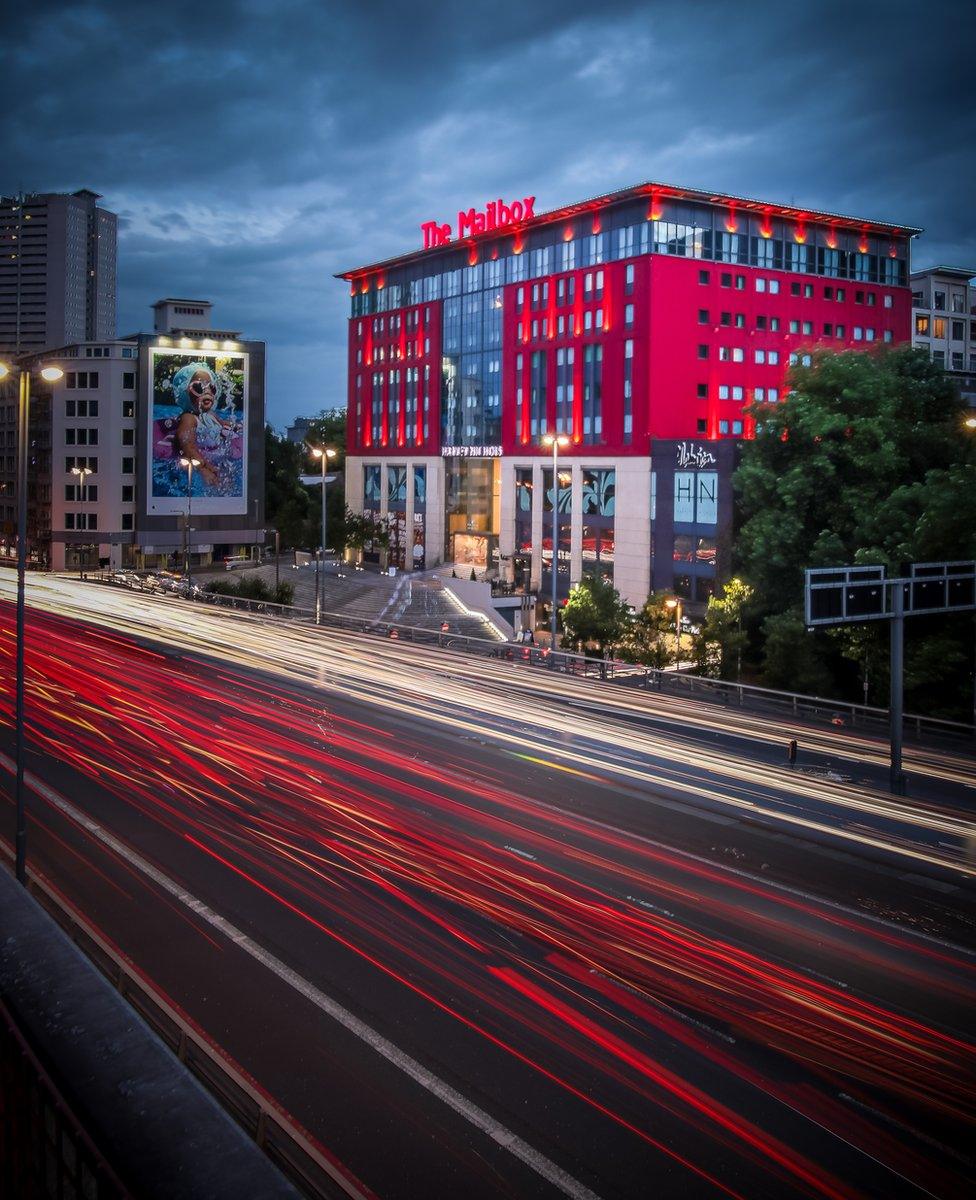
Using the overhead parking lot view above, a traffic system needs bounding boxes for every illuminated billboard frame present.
[147,347,249,516]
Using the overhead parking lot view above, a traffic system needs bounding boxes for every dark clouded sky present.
[2,0,974,429]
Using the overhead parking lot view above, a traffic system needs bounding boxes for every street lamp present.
[541,434,569,651]
[179,456,200,596]
[0,359,63,885]
[964,415,976,430]
[309,446,337,626]
[70,465,93,576]
[665,596,683,663]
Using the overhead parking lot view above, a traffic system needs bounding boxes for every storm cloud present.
[2,0,973,428]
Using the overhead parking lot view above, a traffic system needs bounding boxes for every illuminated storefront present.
[339,180,916,608]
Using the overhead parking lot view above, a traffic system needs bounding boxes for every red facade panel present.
[645,256,912,441]
[346,300,443,454]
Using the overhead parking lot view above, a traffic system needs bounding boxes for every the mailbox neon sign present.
[421,196,536,250]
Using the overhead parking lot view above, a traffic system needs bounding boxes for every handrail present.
[83,573,974,742]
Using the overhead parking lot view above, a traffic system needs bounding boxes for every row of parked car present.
[109,571,203,599]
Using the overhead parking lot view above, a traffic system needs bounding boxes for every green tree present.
[341,508,390,555]
[735,347,976,714]
[619,591,677,668]
[560,575,632,655]
[264,426,317,549]
[698,577,754,681]
[302,408,347,472]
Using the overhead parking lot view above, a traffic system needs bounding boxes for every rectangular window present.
[699,270,710,285]
[732,347,744,362]
[756,277,766,293]
[698,309,709,324]
[122,457,134,474]
[754,349,765,364]
[122,428,134,445]
[121,513,134,531]
[698,344,709,359]
[583,343,603,445]
[123,371,135,389]
[769,280,780,294]
[933,317,947,339]
[624,303,634,328]
[720,272,732,288]
[768,350,779,365]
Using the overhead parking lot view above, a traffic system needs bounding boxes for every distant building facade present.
[0,299,265,571]
[285,417,315,444]
[338,180,917,607]
[910,266,976,408]
[0,189,117,355]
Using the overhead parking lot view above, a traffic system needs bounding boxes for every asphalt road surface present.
[1,572,974,1200]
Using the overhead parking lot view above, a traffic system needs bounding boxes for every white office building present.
[911,265,976,407]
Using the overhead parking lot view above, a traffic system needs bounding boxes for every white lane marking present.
[8,759,602,1200]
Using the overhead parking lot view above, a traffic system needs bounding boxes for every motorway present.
[1,572,975,1199]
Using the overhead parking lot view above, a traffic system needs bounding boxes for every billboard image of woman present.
[148,349,248,515]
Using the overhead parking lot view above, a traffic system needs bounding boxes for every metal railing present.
[84,574,974,742]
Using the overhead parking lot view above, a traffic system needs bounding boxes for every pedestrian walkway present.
[193,562,504,640]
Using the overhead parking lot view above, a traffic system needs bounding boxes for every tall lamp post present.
[70,464,93,576]
[309,446,337,625]
[665,596,683,663]
[179,456,200,596]
[0,359,63,885]
[541,434,569,651]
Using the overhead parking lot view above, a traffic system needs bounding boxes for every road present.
[1,572,974,1199]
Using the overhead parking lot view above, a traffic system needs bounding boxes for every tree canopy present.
[734,347,976,713]
[560,575,631,654]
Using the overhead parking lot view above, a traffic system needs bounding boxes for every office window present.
[699,269,710,285]
[698,344,709,359]
[883,330,893,343]
[698,309,709,324]
[731,385,743,401]
[768,388,779,402]
[122,513,134,531]
[719,420,729,434]
[624,304,634,328]
[835,324,845,338]
[952,320,965,341]
[754,349,765,364]
[123,371,135,389]
[804,284,813,298]
[721,312,731,326]
[802,321,812,335]
[696,418,707,433]
[789,320,799,334]
[697,383,707,398]
[720,272,732,288]
[756,315,767,330]
[718,385,729,399]
[934,291,946,310]
[735,313,745,328]
[732,347,744,362]
[625,263,635,295]
[756,277,766,293]
[865,328,875,342]
[824,323,833,336]
[122,398,134,418]
[768,350,779,365]
[735,275,745,290]
[122,457,134,474]
[122,484,134,502]
[769,280,780,294]
[719,347,730,362]
[791,283,801,296]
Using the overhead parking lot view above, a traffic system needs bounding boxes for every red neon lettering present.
[522,196,535,219]
[422,196,536,248]
[510,200,523,222]
[421,220,452,249]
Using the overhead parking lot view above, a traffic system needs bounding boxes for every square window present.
[790,282,801,296]
[720,312,731,326]
[756,315,767,330]
[823,323,833,336]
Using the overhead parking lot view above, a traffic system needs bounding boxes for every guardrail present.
[14,863,367,1200]
[84,573,974,743]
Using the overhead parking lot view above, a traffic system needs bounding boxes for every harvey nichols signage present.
[676,441,717,469]
[421,197,536,250]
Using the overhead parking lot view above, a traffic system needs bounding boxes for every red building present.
[338,181,917,609]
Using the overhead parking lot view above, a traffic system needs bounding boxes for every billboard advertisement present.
[148,348,248,515]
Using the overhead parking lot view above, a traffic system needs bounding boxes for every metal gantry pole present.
[889,580,905,794]
[15,369,30,884]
